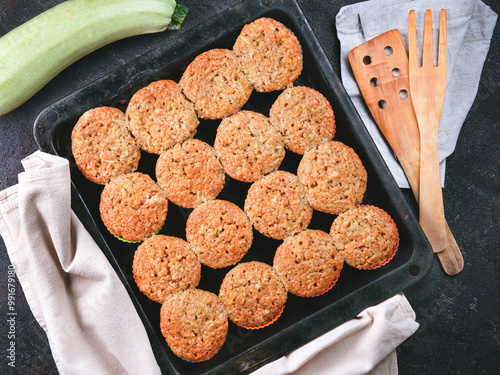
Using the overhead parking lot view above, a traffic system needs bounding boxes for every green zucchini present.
[0,0,188,116]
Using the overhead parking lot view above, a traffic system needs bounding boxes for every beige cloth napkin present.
[0,151,161,375]
[0,151,419,374]
[253,292,418,375]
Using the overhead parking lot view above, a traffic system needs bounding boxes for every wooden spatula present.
[348,30,421,200]
[348,28,463,274]
[409,9,448,254]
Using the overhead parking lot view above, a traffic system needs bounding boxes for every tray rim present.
[33,0,434,374]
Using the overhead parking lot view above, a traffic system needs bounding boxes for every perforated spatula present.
[348,29,463,275]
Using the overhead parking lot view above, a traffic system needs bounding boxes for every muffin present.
[132,235,201,303]
[99,172,168,242]
[160,289,228,362]
[233,17,303,92]
[214,110,285,182]
[297,141,367,215]
[273,229,343,297]
[71,106,140,185]
[155,139,226,209]
[329,205,399,270]
[125,79,199,154]
[125,80,199,154]
[179,48,253,119]
[185,200,253,269]
[244,170,312,240]
[219,261,287,329]
[269,86,335,154]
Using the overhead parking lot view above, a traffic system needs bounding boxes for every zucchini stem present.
[168,3,189,30]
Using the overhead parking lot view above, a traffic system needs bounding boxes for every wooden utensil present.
[348,29,463,274]
[408,9,448,253]
[348,29,421,200]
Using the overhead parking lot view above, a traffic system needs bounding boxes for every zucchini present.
[0,0,188,116]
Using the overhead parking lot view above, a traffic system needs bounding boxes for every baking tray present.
[33,0,433,373]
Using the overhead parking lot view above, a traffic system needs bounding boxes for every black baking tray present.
[33,0,433,374]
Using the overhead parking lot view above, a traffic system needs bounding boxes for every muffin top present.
[330,205,399,270]
[156,139,226,209]
[99,172,168,242]
[270,86,335,154]
[132,235,201,303]
[125,79,199,154]
[186,199,253,268]
[179,48,252,119]
[244,170,312,240]
[297,141,367,215]
[219,261,287,329]
[160,289,228,362]
[233,17,303,92]
[273,229,343,297]
[214,110,285,182]
[72,106,141,185]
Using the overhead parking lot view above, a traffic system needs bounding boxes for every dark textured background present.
[0,0,498,374]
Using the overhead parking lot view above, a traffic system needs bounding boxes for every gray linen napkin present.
[0,151,161,375]
[336,0,497,188]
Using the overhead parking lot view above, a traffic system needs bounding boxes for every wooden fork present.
[409,9,448,253]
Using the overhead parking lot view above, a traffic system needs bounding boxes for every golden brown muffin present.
[160,289,228,362]
[99,172,168,242]
[214,110,285,182]
[244,170,312,240]
[233,17,303,92]
[329,205,399,270]
[297,141,367,215]
[71,106,141,185]
[185,199,253,268]
[269,86,336,154]
[125,79,199,154]
[219,261,287,329]
[155,139,226,209]
[273,229,343,297]
[179,48,253,119]
[132,235,201,303]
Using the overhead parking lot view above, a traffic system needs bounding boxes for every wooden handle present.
[437,222,464,275]
[418,127,447,253]
[405,139,463,274]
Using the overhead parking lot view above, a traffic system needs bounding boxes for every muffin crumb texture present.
[214,110,285,182]
[273,229,344,297]
[244,170,313,240]
[133,235,201,303]
[186,199,253,269]
[99,172,168,242]
[179,48,252,119]
[297,141,367,215]
[126,79,199,154]
[156,139,225,209]
[330,205,399,270]
[270,86,335,155]
[72,106,141,185]
[219,261,287,329]
[233,17,303,92]
[160,289,228,362]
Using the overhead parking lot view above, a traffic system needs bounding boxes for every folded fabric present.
[336,0,497,188]
[253,292,418,375]
[0,151,161,375]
